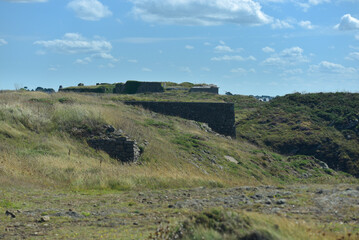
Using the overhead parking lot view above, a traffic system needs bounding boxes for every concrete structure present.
[86,125,140,163]
[114,81,164,94]
[189,85,219,94]
[125,101,236,137]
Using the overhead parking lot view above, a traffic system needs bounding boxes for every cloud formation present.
[0,39,8,46]
[346,52,359,61]
[67,0,112,21]
[335,14,359,31]
[211,55,256,61]
[263,46,308,66]
[34,33,116,64]
[34,33,112,54]
[309,61,356,74]
[131,0,272,26]
[298,20,315,29]
[262,46,275,53]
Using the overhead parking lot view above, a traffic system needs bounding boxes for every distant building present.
[113,81,164,94]
[189,84,219,94]
[254,95,274,102]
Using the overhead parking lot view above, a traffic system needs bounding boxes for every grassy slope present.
[237,92,359,177]
[0,91,352,192]
[1,91,358,239]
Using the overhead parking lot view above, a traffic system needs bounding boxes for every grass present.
[1,91,354,192]
[236,92,359,177]
[150,208,358,240]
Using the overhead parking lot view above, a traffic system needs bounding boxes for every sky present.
[0,0,358,96]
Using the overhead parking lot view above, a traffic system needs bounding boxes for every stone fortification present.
[113,81,164,94]
[125,101,236,137]
[85,125,140,163]
[189,85,219,94]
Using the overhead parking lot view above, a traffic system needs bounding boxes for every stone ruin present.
[77,125,141,163]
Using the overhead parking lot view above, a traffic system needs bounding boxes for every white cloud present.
[67,0,112,21]
[118,37,203,44]
[0,39,8,46]
[131,0,272,26]
[296,0,330,11]
[231,67,255,74]
[231,68,247,73]
[128,59,138,63]
[34,33,112,54]
[180,66,191,73]
[204,42,211,46]
[346,52,359,61]
[335,14,359,31]
[308,0,330,5]
[48,67,58,71]
[185,45,194,50]
[92,52,118,61]
[262,46,275,53]
[280,68,304,77]
[35,33,117,65]
[271,19,294,29]
[214,42,243,53]
[75,57,92,64]
[211,55,256,61]
[2,0,47,2]
[263,46,308,66]
[356,34,359,40]
[214,45,234,53]
[298,20,315,29]
[142,67,152,72]
[201,67,211,72]
[309,61,357,74]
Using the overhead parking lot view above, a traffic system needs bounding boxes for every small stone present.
[5,210,16,218]
[39,216,50,223]
[276,199,286,205]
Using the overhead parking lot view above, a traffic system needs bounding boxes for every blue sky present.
[0,0,358,95]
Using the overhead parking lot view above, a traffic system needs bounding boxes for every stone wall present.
[136,82,164,93]
[189,87,219,94]
[113,81,164,94]
[125,101,236,137]
[86,125,140,163]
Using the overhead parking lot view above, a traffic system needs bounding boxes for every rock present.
[276,199,286,205]
[224,156,238,164]
[5,210,16,218]
[38,216,50,223]
[317,161,329,169]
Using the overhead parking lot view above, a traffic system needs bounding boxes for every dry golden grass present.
[0,91,355,191]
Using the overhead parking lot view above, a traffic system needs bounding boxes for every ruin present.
[85,125,141,163]
[125,101,236,137]
[189,85,219,94]
[113,81,164,94]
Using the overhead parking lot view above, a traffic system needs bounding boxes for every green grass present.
[0,91,356,193]
[151,208,356,240]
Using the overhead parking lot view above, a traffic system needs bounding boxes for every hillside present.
[0,90,358,239]
[237,92,359,177]
[1,91,347,190]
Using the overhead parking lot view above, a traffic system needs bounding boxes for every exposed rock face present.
[86,125,140,163]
